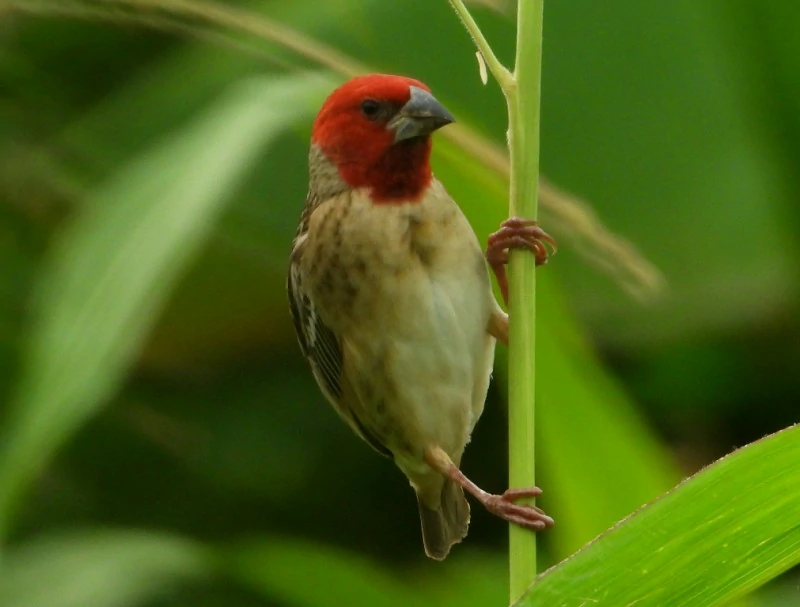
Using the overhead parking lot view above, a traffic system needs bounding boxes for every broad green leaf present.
[517,425,800,607]
[0,529,211,607]
[0,73,333,539]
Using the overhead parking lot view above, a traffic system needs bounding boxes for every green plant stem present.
[448,0,545,602]
[445,0,514,89]
[507,0,544,602]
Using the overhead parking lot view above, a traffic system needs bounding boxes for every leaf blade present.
[516,425,800,607]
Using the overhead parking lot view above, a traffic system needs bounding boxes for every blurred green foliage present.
[0,0,798,605]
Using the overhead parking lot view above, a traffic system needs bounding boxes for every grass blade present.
[516,424,800,607]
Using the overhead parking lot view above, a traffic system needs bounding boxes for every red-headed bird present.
[288,74,556,559]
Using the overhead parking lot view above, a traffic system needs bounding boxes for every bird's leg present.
[487,308,509,346]
[424,445,554,530]
[486,217,557,307]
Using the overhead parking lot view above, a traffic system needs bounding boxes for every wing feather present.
[288,196,391,458]
[288,247,343,402]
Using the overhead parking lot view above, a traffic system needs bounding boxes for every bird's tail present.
[417,478,470,560]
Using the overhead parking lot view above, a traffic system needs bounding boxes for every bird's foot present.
[480,487,554,530]
[424,445,554,532]
[486,217,557,306]
[487,218,557,267]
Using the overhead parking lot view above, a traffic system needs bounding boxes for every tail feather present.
[417,479,470,560]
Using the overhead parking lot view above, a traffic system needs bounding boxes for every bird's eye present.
[360,99,381,120]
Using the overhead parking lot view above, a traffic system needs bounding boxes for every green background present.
[0,0,797,605]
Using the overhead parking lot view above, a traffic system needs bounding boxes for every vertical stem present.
[508,0,544,602]
[445,0,545,601]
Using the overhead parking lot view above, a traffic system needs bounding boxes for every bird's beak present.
[389,86,456,143]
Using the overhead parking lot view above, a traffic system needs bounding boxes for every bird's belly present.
[350,261,496,468]
[303,188,497,470]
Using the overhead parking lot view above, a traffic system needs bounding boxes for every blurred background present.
[0,0,798,605]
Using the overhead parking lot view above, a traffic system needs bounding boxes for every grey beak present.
[389,86,456,143]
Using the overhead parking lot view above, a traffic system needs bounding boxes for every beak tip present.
[391,86,456,142]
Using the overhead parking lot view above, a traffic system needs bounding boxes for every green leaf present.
[516,424,800,607]
[0,72,333,539]
[0,529,211,607]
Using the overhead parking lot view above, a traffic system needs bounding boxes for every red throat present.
[337,137,433,204]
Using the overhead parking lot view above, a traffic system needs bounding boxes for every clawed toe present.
[487,217,557,265]
[482,485,554,530]
[501,512,551,531]
[485,217,557,307]
[502,486,544,501]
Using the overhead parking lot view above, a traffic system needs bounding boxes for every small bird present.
[288,74,556,559]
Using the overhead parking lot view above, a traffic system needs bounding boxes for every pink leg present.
[486,217,557,307]
[425,446,554,531]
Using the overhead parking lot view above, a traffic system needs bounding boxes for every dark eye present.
[360,99,381,119]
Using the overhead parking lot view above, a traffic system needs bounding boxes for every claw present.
[484,489,555,530]
[502,487,544,501]
[486,217,557,307]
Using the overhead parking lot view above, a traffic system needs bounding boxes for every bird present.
[287,74,556,559]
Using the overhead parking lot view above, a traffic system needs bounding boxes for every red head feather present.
[312,74,439,203]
